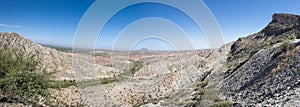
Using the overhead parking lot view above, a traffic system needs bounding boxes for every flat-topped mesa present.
[272,13,300,25]
[262,13,300,35]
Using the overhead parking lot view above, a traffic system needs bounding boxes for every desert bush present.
[197,80,208,88]
[263,42,271,49]
[213,97,225,102]
[281,40,290,52]
[209,101,233,107]
[78,60,144,87]
[194,90,205,96]
[129,60,143,76]
[101,76,119,84]
[49,79,77,89]
[280,33,298,52]
[0,50,50,104]
[280,40,297,52]
[287,34,296,40]
[118,60,143,79]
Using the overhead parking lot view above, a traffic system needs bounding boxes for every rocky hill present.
[220,13,300,106]
[0,32,122,81]
[132,48,150,55]
[0,32,121,106]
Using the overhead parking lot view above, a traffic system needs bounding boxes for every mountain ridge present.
[220,13,300,106]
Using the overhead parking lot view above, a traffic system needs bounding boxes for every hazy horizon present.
[0,0,300,50]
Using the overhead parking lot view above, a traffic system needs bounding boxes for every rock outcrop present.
[227,13,300,75]
[263,13,300,36]
[220,13,300,106]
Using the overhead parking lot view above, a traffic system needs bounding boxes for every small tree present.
[0,50,51,105]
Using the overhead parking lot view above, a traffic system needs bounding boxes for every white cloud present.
[0,23,29,29]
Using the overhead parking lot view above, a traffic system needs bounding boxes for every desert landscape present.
[1,13,300,106]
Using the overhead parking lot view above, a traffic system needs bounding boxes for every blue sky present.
[205,0,300,42]
[0,0,94,46]
[0,0,299,50]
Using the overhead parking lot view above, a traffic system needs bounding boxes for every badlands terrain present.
[0,13,300,106]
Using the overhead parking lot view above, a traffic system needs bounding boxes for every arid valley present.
[1,13,300,106]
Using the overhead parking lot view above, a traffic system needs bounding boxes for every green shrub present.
[49,79,77,89]
[0,50,51,104]
[209,101,233,107]
[77,60,143,87]
[101,76,119,84]
[281,40,290,52]
[118,60,143,79]
[129,60,143,76]
[197,80,208,88]
[77,75,120,87]
[76,79,102,88]
[287,34,296,40]
[263,42,271,49]
[213,97,225,102]
[280,34,298,52]
[280,40,295,52]
[194,90,205,96]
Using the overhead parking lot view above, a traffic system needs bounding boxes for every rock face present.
[262,13,300,36]
[272,13,300,25]
[227,13,300,75]
[220,13,300,106]
[222,43,300,106]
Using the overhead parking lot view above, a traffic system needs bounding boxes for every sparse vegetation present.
[281,33,297,52]
[120,60,143,77]
[49,79,77,89]
[0,50,50,105]
[280,39,297,52]
[76,79,102,88]
[213,97,225,102]
[91,50,110,56]
[226,57,248,78]
[209,101,233,107]
[287,34,296,40]
[42,45,72,53]
[197,80,208,88]
[281,40,290,52]
[263,42,271,49]
[78,60,144,88]
[181,80,233,107]
[130,60,143,75]
[101,76,119,84]
[194,90,205,96]
[0,50,77,105]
